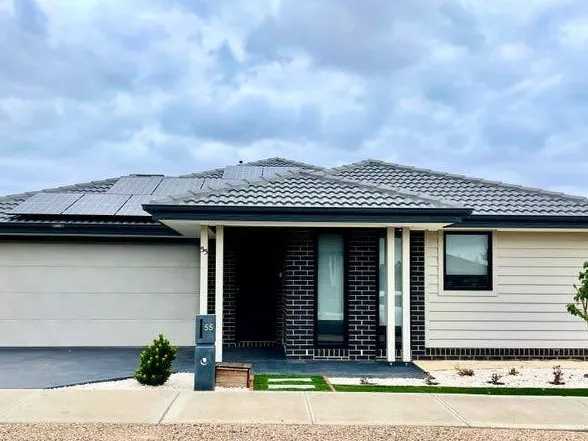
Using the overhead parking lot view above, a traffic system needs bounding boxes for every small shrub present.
[360,377,374,385]
[456,367,475,377]
[135,334,178,386]
[488,373,504,385]
[551,365,566,385]
[508,367,520,376]
[424,371,439,386]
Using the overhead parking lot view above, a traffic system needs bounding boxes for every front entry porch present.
[202,225,414,363]
[223,346,423,378]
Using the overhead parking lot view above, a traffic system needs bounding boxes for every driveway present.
[0,348,195,389]
[0,347,422,388]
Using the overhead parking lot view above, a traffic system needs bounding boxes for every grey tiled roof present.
[183,157,322,178]
[4,157,588,224]
[154,170,461,209]
[331,160,588,216]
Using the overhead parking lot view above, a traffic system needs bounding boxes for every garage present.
[0,240,200,347]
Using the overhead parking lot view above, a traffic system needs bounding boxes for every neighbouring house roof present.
[2,156,588,235]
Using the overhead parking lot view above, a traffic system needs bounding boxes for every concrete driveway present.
[0,348,195,389]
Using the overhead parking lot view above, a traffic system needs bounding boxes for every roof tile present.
[331,160,588,216]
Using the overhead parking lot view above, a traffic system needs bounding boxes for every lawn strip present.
[333,384,588,396]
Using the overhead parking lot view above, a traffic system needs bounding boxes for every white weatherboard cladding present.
[0,241,200,346]
[425,231,588,349]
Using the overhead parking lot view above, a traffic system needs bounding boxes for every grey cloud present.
[13,0,47,36]
[245,0,426,75]
[2,0,588,197]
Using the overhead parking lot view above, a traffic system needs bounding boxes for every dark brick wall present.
[207,239,215,315]
[221,230,237,346]
[409,231,426,358]
[409,230,588,360]
[347,230,379,360]
[282,229,315,359]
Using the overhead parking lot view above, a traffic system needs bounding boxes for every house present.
[1,157,587,362]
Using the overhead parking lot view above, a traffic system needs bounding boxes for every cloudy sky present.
[1,0,588,196]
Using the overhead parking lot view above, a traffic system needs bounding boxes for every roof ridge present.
[332,159,588,203]
[245,157,324,170]
[182,157,324,178]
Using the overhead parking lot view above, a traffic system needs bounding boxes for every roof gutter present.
[143,204,472,224]
[452,215,588,229]
[0,222,181,237]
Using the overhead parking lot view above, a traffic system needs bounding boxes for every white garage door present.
[0,241,200,346]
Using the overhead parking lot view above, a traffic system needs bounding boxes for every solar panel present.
[152,178,204,196]
[10,193,84,215]
[262,167,299,177]
[107,176,163,195]
[63,194,131,215]
[222,166,264,179]
[115,195,154,217]
[201,178,243,190]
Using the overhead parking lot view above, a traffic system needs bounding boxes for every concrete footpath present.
[0,390,587,430]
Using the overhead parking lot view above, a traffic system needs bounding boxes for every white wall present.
[425,231,588,348]
[0,241,200,346]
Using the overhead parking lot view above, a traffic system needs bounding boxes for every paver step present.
[267,384,317,390]
[267,377,313,383]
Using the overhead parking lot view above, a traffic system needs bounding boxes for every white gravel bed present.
[61,372,249,392]
[330,368,588,388]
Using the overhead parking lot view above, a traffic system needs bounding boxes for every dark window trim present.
[443,231,493,291]
[314,230,349,349]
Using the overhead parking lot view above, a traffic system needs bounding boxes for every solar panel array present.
[115,195,155,217]
[222,166,264,180]
[10,168,297,216]
[64,194,132,216]
[10,193,84,215]
[152,178,204,196]
[107,176,163,195]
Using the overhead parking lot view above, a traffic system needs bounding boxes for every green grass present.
[253,374,332,391]
[334,384,588,396]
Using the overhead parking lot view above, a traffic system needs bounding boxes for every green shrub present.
[135,334,178,386]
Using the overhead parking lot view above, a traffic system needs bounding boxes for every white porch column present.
[386,226,396,363]
[215,225,224,362]
[199,224,209,314]
[401,228,411,362]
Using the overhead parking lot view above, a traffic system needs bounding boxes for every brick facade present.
[347,230,379,360]
[282,229,315,359]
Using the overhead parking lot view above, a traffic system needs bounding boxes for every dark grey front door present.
[235,230,283,342]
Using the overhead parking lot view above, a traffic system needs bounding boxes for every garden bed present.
[61,372,249,391]
[329,367,588,389]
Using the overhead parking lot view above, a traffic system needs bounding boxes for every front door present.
[235,230,282,342]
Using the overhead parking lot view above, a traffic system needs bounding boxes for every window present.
[444,232,492,291]
[317,233,345,346]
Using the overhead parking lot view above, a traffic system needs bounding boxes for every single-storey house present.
[1,157,587,362]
